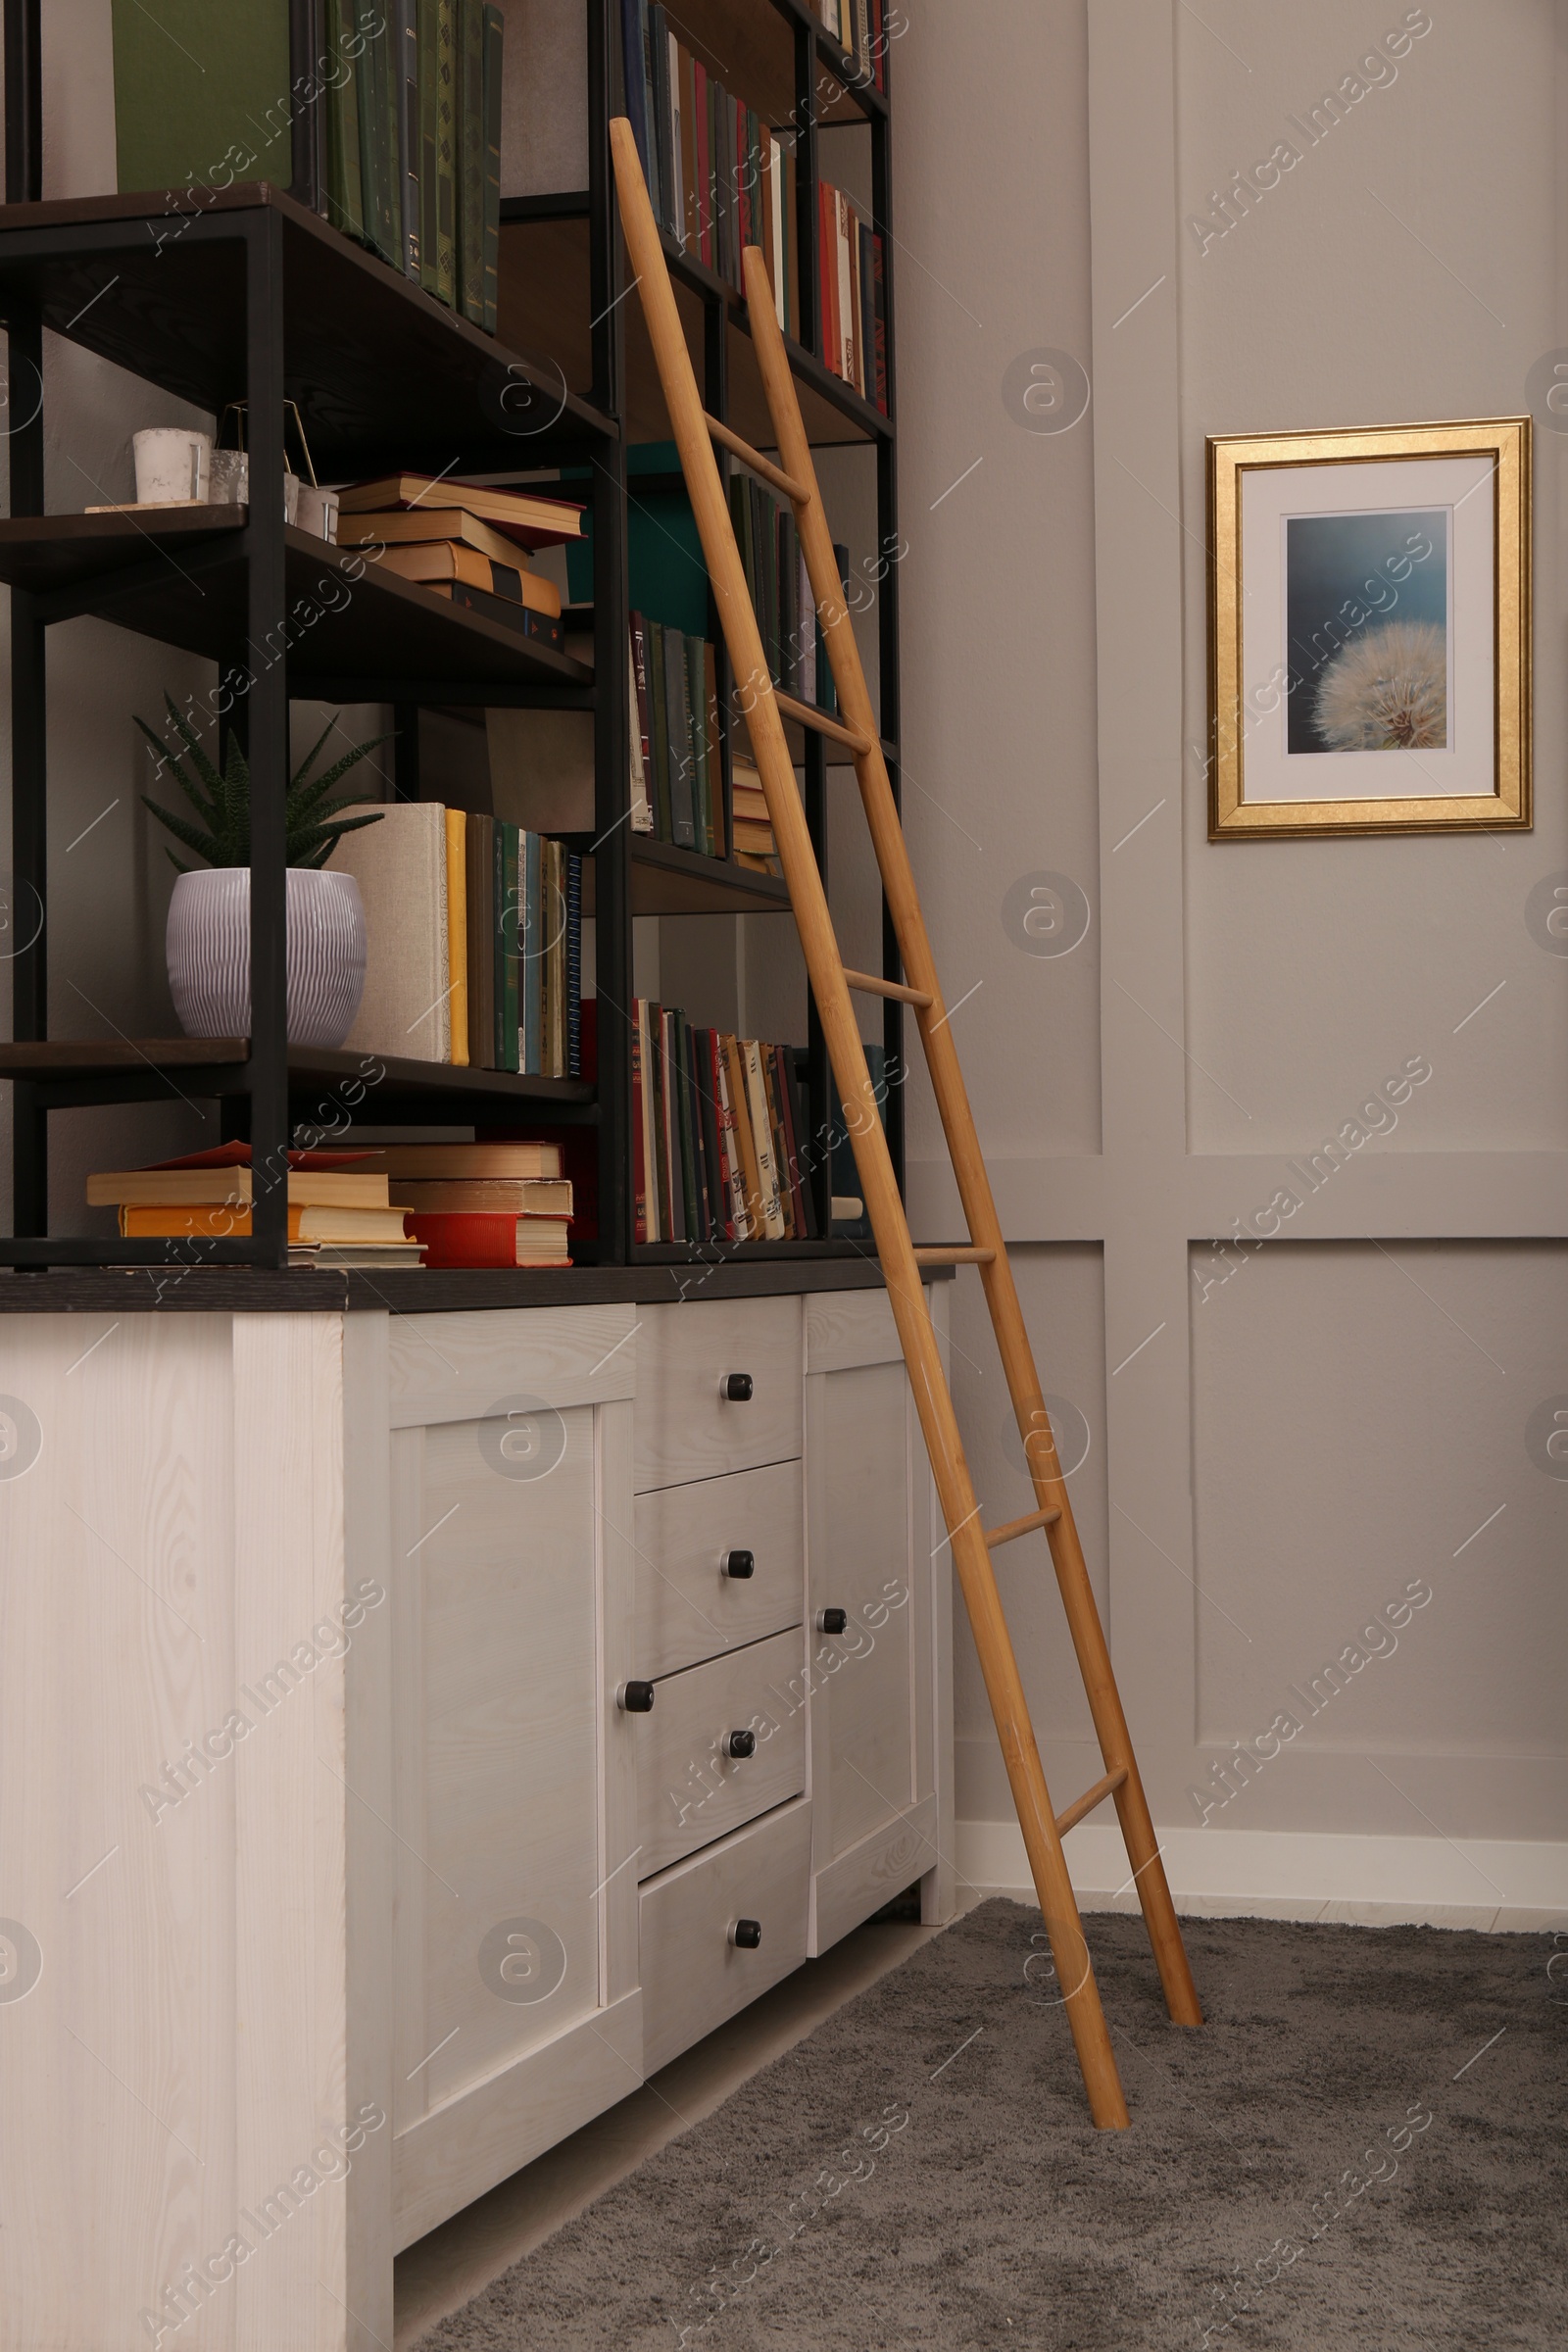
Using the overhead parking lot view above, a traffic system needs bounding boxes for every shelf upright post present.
[7,279,46,1235]
[589,0,631,1261]
[2,0,41,205]
[871,59,904,1204]
[244,209,292,1267]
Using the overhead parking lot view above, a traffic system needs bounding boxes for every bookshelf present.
[0,0,904,1273]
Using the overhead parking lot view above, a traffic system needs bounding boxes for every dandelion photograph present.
[1284,510,1447,755]
[1207,418,1531,838]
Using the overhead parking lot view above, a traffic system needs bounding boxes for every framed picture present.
[1207,417,1531,839]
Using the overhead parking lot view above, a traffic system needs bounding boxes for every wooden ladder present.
[610,120,1201,2128]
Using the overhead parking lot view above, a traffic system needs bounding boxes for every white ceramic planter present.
[166,866,366,1047]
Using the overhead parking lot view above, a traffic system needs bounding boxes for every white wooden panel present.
[635,1630,808,1876]
[391,1404,602,2144]
[804,1285,903,1373]
[596,1398,641,2009]
[634,1462,804,1680]
[386,1304,636,1426]
[634,1298,802,1492]
[807,1362,919,1869]
[924,1282,956,1926]
[809,1796,939,1956]
[639,1802,811,2075]
[392,1989,642,2250]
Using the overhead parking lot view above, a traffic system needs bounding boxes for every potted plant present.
[138,696,387,1048]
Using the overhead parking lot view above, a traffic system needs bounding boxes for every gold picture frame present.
[1207,417,1531,839]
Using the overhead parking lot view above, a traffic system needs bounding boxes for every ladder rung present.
[843,966,932,1009]
[984,1504,1061,1549]
[772,688,873,757]
[703,411,810,506]
[1054,1768,1129,1838]
[912,1246,996,1266]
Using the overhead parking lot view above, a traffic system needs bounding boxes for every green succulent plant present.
[137,694,389,872]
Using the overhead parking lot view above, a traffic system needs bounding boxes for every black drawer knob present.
[617,1680,656,1713]
[724,1728,757,1759]
[720,1372,754,1401]
[730,1918,762,1948]
[817,1607,849,1635]
[722,1549,756,1580]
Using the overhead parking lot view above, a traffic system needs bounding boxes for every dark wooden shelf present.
[0,512,593,692]
[597,836,792,916]
[0,1039,596,1121]
[0,183,614,471]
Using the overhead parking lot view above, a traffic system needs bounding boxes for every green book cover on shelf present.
[323,0,366,242]
[647,617,672,843]
[491,819,507,1068]
[113,0,292,197]
[357,11,401,267]
[435,0,458,306]
[396,0,421,278]
[521,830,542,1078]
[481,4,504,333]
[459,0,486,324]
[417,0,441,293]
[501,821,521,1073]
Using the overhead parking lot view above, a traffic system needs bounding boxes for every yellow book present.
[445,808,469,1067]
[119,1204,413,1242]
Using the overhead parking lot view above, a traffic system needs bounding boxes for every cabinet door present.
[383,1320,640,2251]
[805,1291,943,1952]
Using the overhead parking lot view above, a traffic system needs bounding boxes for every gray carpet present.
[423,1901,1567,2350]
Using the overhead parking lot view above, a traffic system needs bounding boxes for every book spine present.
[503,821,521,1071]
[628,623,654,831]
[653,1008,677,1241]
[649,7,670,235]
[787,1053,819,1239]
[647,617,671,842]
[760,1044,794,1238]
[703,642,722,856]
[772,1042,807,1237]
[872,229,887,415]
[324,0,366,242]
[418,0,440,291]
[688,633,710,856]
[692,1027,724,1242]
[680,46,699,254]
[519,829,539,1075]
[550,839,566,1078]
[640,1000,662,1240]
[710,1032,743,1239]
[769,136,785,328]
[490,816,505,1066]
[481,3,503,332]
[620,0,651,184]
[666,627,695,849]
[667,28,684,245]
[566,850,582,1077]
[460,0,485,323]
[723,1032,762,1235]
[466,810,489,1066]
[398,0,421,276]
[674,1013,701,1243]
[445,808,468,1066]
[693,57,710,270]
[818,178,837,367]
[435,0,457,305]
[631,1000,649,1243]
[744,1040,785,1238]
[837,189,856,386]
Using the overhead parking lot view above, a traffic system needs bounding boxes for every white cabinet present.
[0,1283,949,2352]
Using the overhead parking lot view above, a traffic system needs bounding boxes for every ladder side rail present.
[609,121,1132,2127]
[740,244,1202,2033]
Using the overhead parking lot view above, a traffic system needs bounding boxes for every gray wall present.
[895,0,1567,1873]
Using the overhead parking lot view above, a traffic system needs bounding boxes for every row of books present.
[86,1143,575,1270]
[628,614,724,858]
[818,180,888,414]
[633,1004,817,1246]
[321,1,504,331]
[326,804,581,1077]
[731,476,844,712]
[810,0,893,92]
[619,2,801,340]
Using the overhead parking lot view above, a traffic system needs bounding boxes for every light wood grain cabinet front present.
[634,1297,803,1492]
[634,1460,804,1679]
[635,1628,808,1877]
[638,1800,812,2075]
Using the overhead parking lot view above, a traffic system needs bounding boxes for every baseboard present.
[955,1819,1568,1932]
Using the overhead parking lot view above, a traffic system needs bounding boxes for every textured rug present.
[419,1901,1566,2350]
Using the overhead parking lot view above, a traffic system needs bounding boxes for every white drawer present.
[635,1461,804,1679]
[639,1800,811,2075]
[634,1298,803,1493]
[636,1627,807,1877]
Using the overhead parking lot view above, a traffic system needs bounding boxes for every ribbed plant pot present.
[166,866,366,1048]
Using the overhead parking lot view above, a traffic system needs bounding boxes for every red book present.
[405,1211,571,1269]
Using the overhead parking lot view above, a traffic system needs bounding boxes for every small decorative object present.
[1207,417,1530,837]
[138,695,388,1047]
[132,425,212,505]
[209,406,248,506]
[215,399,336,534]
[296,481,340,542]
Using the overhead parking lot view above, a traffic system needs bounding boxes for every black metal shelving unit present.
[0,0,902,1274]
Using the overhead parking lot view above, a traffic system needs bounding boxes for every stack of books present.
[633,1002,815,1246]
[729,480,842,714]
[628,613,724,857]
[87,1146,421,1268]
[323,3,506,330]
[338,474,583,653]
[729,762,780,875]
[620,4,800,338]
[327,803,583,1076]
[817,179,887,415]
[370,1142,573,1268]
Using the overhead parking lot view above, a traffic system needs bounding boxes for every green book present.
[459,0,486,324]
[323,0,365,242]
[491,818,507,1068]
[501,822,520,1073]
[396,0,421,278]
[418,0,441,293]
[481,4,504,332]
[688,634,710,857]
[521,830,542,1077]
[113,1,292,196]
[647,617,672,843]
[381,7,404,267]
[357,12,400,266]
[436,0,458,306]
